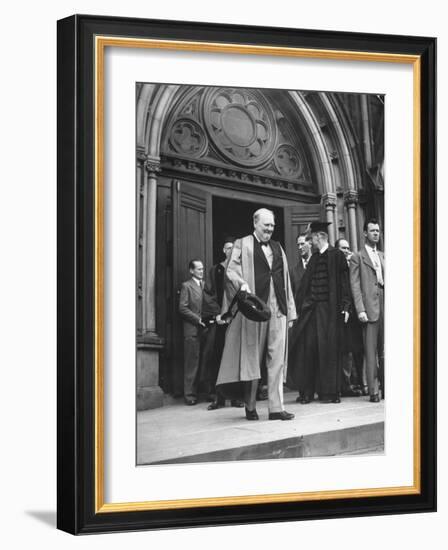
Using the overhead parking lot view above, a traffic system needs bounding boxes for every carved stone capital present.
[136,146,147,164]
[344,189,359,206]
[322,192,337,210]
[144,156,161,177]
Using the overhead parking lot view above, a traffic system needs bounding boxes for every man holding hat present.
[288,221,351,404]
[216,208,297,420]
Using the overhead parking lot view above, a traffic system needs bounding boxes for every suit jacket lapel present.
[361,246,376,272]
[189,278,202,299]
[379,251,385,275]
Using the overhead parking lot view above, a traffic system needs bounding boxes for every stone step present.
[137,396,385,465]
[152,421,384,464]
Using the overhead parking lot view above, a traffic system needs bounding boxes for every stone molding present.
[161,154,313,195]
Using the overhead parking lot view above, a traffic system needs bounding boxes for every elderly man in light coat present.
[216,208,297,421]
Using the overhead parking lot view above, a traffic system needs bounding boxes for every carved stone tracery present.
[168,118,207,158]
[274,144,302,178]
[203,87,277,168]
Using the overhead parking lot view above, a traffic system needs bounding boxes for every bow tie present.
[261,241,270,247]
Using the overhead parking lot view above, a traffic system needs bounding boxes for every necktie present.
[372,249,384,286]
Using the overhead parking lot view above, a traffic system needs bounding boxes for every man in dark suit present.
[290,233,312,300]
[286,232,311,398]
[350,219,385,402]
[179,259,207,405]
[335,238,365,397]
[202,237,244,410]
[288,222,351,404]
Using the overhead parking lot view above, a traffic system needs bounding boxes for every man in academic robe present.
[288,222,351,404]
[216,208,297,421]
[350,219,385,402]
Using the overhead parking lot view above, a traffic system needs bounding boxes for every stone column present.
[344,189,359,252]
[322,192,337,245]
[136,154,164,410]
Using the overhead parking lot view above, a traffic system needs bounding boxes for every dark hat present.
[237,290,271,322]
[308,221,331,233]
[223,235,236,244]
[222,290,271,323]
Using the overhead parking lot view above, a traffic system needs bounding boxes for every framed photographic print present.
[57,14,436,534]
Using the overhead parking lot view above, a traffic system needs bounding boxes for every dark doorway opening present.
[212,196,285,264]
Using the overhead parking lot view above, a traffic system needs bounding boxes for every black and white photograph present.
[136,83,385,465]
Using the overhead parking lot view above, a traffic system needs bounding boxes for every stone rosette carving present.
[202,88,277,168]
[274,144,302,178]
[168,118,207,158]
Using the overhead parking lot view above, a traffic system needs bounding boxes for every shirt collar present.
[192,277,202,286]
[365,243,377,253]
[253,232,270,246]
[319,242,329,255]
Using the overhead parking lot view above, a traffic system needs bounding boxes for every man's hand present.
[240,283,251,293]
[199,320,206,328]
[216,314,226,326]
[288,320,295,329]
[358,311,369,323]
[342,311,349,324]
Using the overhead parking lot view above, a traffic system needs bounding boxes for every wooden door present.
[171,180,213,395]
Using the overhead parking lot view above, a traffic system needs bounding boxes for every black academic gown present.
[287,246,351,397]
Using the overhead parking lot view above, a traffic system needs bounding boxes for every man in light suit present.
[179,259,208,405]
[216,208,297,421]
[350,219,385,402]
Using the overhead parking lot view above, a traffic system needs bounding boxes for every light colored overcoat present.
[350,246,385,322]
[216,235,296,385]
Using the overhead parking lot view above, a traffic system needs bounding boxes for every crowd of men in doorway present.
[178,208,384,421]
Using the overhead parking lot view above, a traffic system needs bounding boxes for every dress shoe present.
[184,398,197,406]
[245,407,259,420]
[361,386,369,396]
[207,401,224,410]
[341,388,363,397]
[369,394,380,403]
[268,410,295,421]
[296,396,311,404]
[231,399,244,408]
[320,395,341,404]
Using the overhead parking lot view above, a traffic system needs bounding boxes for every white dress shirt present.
[365,244,384,286]
[253,232,273,268]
